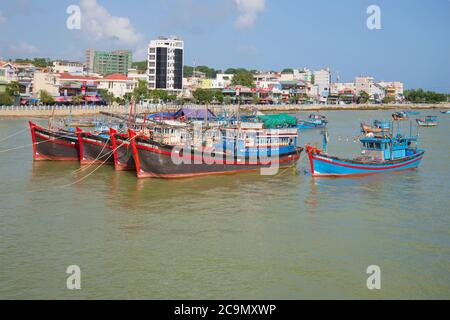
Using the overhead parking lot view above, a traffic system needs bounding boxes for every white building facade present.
[313,68,331,97]
[147,36,184,92]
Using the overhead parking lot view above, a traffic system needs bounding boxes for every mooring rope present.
[0,127,29,144]
[70,136,111,174]
[61,136,137,188]
[0,133,76,154]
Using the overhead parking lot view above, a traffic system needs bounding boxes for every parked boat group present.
[27,105,447,179]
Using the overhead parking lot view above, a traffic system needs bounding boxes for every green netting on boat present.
[257,113,297,129]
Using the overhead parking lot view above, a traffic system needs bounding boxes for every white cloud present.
[80,0,144,46]
[234,0,265,29]
[8,41,39,55]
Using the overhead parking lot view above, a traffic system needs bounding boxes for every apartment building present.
[147,36,184,92]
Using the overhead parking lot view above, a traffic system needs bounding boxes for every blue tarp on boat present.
[174,107,216,120]
[147,112,176,119]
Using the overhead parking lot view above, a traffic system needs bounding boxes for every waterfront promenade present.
[0,103,448,117]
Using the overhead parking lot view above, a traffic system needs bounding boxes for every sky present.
[0,0,449,91]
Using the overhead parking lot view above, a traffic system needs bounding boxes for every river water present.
[0,110,449,299]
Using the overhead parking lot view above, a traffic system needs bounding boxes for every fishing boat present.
[76,128,114,165]
[129,116,302,179]
[360,120,390,134]
[440,110,450,114]
[29,121,79,161]
[306,122,424,177]
[297,113,328,129]
[416,116,438,127]
[392,111,408,121]
[109,128,135,171]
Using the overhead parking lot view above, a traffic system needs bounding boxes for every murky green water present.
[0,110,449,299]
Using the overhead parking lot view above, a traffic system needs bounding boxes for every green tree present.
[0,93,14,105]
[224,67,254,75]
[149,89,169,102]
[193,88,215,104]
[14,58,51,68]
[184,65,221,78]
[281,68,294,74]
[404,89,448,103]
[39,90,55,104]
[382,96,396,104]
[98,89,114,105]
[133,80,149,100]
[252,93,260,105]
[5,82,21,96]
[115,97,126,105]
[358,91,370,104]
[214,90,224,104]
[231,70,254,88]
[131,61,147,71]
[72,94,84,105]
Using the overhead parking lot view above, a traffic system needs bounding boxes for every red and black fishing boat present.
[129,129,303,179]
[109,128,135,171]
[29,121,79,161]
[76,128,114,165]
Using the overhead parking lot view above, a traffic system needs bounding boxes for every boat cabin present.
[360,134,417,161]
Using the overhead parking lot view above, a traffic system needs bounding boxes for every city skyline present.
[0,0,449,91]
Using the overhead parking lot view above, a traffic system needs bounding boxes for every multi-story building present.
[52,60,84,75]
[294,68,313,83]
[85,49,132,76]
[378,81,404,97]
[147,36,184,92]
[0,61,17,93]
[14,63,36,95]
[213,74,234,89]
[32,71,60,97]
[313,68,331,97]
[355,76,375,96]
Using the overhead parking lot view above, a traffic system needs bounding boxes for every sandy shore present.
[0,103,448,118]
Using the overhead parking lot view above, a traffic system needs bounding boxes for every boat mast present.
[322,126,328,153]
[390,120,394,160]
[236,87,241,129]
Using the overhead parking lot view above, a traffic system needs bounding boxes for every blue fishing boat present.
[306,122,424,177]
[440,110,450,115]
[298,113,328,129]
[416,116,438,127]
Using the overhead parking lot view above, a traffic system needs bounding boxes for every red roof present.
[103,73,130,81]
[58,73,100,81]
[0,61,15,68]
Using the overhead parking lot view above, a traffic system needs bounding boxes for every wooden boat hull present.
[109,128,135,171]
[29,121,79,161]
[361,123,383,134]
[129,130,303,179]
[76,129,114,165]
[306,147,424,177]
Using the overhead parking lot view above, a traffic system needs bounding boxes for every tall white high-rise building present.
[314,68,331,97]
[147,36,184,91]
